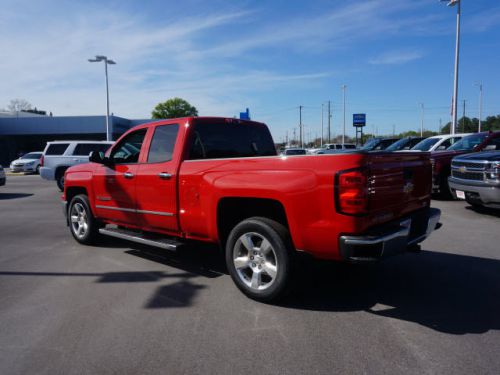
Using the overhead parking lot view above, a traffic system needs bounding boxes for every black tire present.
[465,198,483,209]
[56,173,65,191]
[35,165,40,175]
[68,194,100,245]
[439,172,453,199]
[225,217,294,302]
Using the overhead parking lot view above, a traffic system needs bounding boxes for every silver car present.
[9,152,43,174]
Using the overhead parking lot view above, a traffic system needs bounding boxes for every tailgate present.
[367,152,431,215]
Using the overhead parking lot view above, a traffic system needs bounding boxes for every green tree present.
[151,97,198,119]
[441,115,500,134]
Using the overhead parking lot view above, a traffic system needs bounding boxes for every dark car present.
[360,138,399,151]
[385,137,426,152]
[281,148,307,156]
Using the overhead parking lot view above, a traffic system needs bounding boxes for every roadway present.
[1,174,499,374]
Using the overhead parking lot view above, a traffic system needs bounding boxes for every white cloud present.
[369,50,424,65]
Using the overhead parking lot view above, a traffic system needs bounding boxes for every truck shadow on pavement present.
[0,268,208,309]
[0,193,33,200]
[465,205,500,218]
[280,250,500,335]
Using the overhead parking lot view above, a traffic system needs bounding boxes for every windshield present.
[412,138,440,151]
[21,152,42,159]
[385,138,409,152]
[448,133,487,151]
[360,138,379,150]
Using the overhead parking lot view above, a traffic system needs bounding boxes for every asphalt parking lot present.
[1,174,499,375]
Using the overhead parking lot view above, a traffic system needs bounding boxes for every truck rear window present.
[45,143,69,155]
[188,120,277,160]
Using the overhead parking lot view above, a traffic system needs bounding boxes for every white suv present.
[411,134,472,152]
[40,140,113,190]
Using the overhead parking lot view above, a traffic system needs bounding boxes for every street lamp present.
[419,103,425,137]
[341,84,347,144]
[88,55,116,141]
[474,82,483,132]
[440,0,461,135]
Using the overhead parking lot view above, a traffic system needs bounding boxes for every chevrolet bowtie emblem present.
[459,166,466,173]
[403,182,414,194]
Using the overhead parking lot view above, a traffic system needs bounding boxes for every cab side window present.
[147,124,179,163]
[488,137,500,150]
[109,129,147,164]
[440,138,453,149]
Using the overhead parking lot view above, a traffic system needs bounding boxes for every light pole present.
[299,105,303,148]
[89,55,116,141]
[419,103,424,137]
[341,85,347,144]
[475,82,483,132]
[321,104,324,147]
[440,0,461,135]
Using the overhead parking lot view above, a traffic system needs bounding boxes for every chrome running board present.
[99,227,182,251]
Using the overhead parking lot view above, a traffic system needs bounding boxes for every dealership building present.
[0,113,149,165]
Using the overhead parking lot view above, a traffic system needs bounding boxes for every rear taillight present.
[40,155,44,167]
[335,168,368,215]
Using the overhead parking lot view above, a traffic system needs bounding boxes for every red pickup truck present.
[62,117,441,301]
[431,131,500,196]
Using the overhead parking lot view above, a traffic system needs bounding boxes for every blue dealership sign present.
[353,113,366,127]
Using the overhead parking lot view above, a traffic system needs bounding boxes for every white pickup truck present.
[40,140,113,190]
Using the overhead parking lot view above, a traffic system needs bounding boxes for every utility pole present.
[475,82,483,132]
[327,101,331,143]
[293,128,296,145]
[419,103,424,137]
[439,118,443,133]
[321,104,324,147]
[392,124,395,136]
[299,105,303,148]
[341,85,347,144]
[462,99,466,132]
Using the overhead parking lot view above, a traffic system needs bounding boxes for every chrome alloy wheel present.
[233,232,278,291]
[70,202,88,239]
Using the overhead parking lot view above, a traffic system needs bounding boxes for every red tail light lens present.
[40,155,44,167]
[335,168,368,215]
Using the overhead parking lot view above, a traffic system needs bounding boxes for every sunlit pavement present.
[1,174,499,375]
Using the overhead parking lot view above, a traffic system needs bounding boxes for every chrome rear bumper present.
[339,208,441,262]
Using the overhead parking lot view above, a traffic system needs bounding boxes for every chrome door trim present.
[95,205,174,216]
[137,209,174,217]
[95,205,136,213]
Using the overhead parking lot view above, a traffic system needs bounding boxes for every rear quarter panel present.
[178,153,367,259]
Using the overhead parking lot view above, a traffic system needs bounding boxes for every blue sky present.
[1,0,499,142]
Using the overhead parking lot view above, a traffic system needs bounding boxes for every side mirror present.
[436,145,446,150]
[89,151,107,164]
[484,144,497,151]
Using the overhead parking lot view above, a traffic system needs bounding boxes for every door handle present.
[158,172,172,180]
[124,172,134,179]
